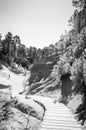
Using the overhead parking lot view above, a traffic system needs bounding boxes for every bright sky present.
[0,0,74,48]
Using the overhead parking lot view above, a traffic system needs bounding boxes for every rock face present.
[0,65,46,130]
[24,54,61,98]
[59,74,86,126]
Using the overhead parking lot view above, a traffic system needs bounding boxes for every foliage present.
[72,0,85,9]
[0,0,86,89]
[70,58,83,82]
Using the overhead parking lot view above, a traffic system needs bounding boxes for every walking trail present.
[28,95,82,130]
[0,66,83,130]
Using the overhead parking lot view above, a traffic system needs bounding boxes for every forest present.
[0,0,86,86]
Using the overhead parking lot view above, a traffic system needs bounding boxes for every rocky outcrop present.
[59,74,86,127]
[14,96,45,121]
[0,89,44,130]
[23,54,61,98]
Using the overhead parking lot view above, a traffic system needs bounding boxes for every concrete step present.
[44,116,76,121]
[42,122,80,127]
[45,113,73,117]
[41,124,81,130]
[43,119,79,125]
[41,127,81,130]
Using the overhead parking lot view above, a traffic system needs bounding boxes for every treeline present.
[53,0,86,93]
[0,32,58,69]
[0,31,70,69]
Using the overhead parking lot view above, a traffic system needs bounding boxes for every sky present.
[0,0,74,49]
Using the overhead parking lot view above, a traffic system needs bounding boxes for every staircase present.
[29,96,82,130]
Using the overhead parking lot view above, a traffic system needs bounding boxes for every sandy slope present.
[0,65,29,95]
[0,65,44,114]
[0,66,44,130]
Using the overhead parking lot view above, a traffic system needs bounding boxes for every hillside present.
[17,50,85,130]
[0,65,45,130]
[25,54,60,97]
[0,63,84,130]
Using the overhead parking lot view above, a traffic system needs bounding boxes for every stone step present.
[41,124,81,130]
[44,115,74,118]
[43,116,77,121]
[45,111,71,114]
[45,107,70,110]
[41,127,81,130]
[45,112,73,116]
[43,119,79,125]
[42,122,80,127]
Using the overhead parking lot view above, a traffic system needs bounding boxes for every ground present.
[0,65,45,130]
